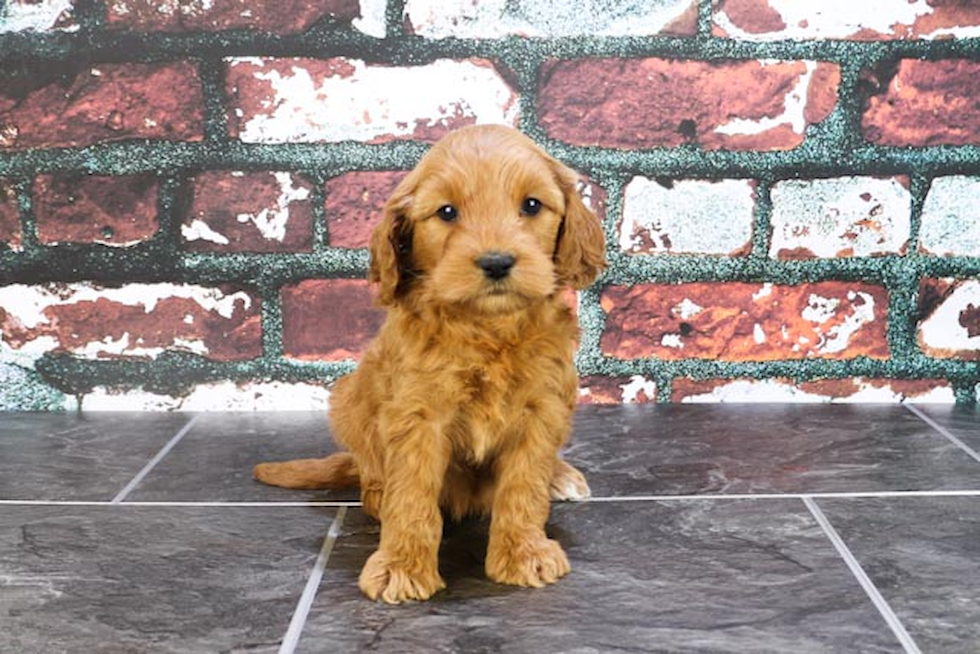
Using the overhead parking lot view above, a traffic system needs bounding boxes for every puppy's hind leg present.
[550,458,591,502]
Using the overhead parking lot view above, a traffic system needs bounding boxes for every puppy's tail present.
[253,452,360,490]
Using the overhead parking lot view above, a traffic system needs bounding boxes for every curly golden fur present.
[254,125,606,603]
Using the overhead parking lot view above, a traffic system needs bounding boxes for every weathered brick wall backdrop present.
[2,0,980,410]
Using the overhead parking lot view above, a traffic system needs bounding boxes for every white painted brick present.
[920,176,980,257]
[406,0,695,38]
[617,375,658,403]
[578,375,657,404]
[80,381,331,411]
[353,0,387,37]
[769,176,911,259]
[678,378,955,403]
[919,279,980,358]
[228,57,519,144]
[714,0,980,41]
[0,0,77,33]
[620,178,755,255]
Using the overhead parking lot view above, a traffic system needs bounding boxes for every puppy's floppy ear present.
[552,163,607,290]
[369,174,416,306]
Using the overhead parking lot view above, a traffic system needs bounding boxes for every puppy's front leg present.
[359,408,451,604]
[485,413,570,588]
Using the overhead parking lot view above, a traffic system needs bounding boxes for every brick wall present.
[1,0,979,409]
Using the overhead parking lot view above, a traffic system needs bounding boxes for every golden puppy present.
[255,125,606,603]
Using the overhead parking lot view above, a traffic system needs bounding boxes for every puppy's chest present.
[450,357,528,463]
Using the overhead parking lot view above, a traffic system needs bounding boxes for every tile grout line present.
[803,497,922,654]
[582,489,980,502]
[5,489,980,508]
[905,404,980,465]
[110,414,202,504]
[0,499,363,507]
[278,506,347,654]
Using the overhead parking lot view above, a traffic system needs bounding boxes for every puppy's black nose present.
[477,252,516,280]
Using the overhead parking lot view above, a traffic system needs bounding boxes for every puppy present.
[255,125,606,603]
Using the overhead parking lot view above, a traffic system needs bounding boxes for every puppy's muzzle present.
[477,251,516,280]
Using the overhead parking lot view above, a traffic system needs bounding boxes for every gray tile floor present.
[1,405,978,653]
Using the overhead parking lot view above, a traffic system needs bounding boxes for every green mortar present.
[1,0,979,405]
[0,362,73,410]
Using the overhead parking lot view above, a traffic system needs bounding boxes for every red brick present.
[34,174,159,246]
[863,59,980,147]
[107,0,360,33]
[183,171,313,253]
[911,1,980,38]
[712,0,785,36]
[579,375,657,404]
[0,283,261,361]
[600,282,889,361]
[797,378,953,402]
[713,0,980,40]
[325,171,405,249]
[538,58,840,150]
[0,180,19,250]
[281,279,385,361]
[674,377,954,402]
[0,62,204,150]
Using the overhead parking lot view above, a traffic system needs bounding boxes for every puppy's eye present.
[521,198,542,217]
[436,205,458,223]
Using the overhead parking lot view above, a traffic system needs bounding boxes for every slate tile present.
[0,412,191,501]
[301,501,902,653]
[566,405,980,497]
[0,505,335,654]
[126,412,352,503]
[817,496,980,653]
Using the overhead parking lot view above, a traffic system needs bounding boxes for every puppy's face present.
[410,135,567,313]
[370,125,606,313]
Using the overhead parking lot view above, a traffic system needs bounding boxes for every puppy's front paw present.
[486,536,570,588]
[359,549,446,604]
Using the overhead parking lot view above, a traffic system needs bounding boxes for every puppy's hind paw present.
[359,549,446,604]
[550,459,591,502]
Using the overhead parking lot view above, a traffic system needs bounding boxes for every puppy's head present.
[369,125,606,313]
